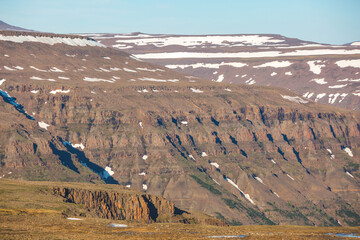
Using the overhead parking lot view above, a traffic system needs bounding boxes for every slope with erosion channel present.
[90,33,360,110]
[0,31,360,226]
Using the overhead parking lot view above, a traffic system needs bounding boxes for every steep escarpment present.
[3,81,359,226]
[1,32,359,226]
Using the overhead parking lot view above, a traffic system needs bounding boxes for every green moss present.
[267,202,310,225]
[345,162,360,172]
[337,207,360,226]
[223,198,274,225]
[190,175,222,195]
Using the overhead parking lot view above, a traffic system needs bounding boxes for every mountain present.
[1,30,360,226]
[0,20,34,32]
[85,33,360,111]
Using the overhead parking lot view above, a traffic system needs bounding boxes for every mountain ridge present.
[88,32,360,110]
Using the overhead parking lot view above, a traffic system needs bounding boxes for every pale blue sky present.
[1,0,359,44]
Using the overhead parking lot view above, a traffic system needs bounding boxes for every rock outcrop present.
[53,187,175,222]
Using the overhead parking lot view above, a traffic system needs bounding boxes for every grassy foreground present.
[0,179,359,239]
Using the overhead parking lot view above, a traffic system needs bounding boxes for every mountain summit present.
[0,20,34,32]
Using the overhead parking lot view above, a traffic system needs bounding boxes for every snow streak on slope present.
[0,34,105,47]
[134,49,360,59]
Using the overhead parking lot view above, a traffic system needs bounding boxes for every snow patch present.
[346,171,354,178]
[108,223,128,228]
[328,84,347,89]
[138,77,166,82]
[137,89,148,93]
[327,148,335,159]
[303,92,313,98]
[30,66,47,72]
[116,35,284,48]
[336,59,360,68]
[30,76,56,82]
[4,66,15,71]
[135,49,360,59]
[245,78,256,85]
[337,78,360,82]
[201,152,208,157]
[38,121,50,130]
[136,67,163,72]
[328,93,340,104]
[130,55,142,61]
[50,89,70,94]
[102,166,114,178]
[72,143,85,150]
[285,71,292,76]
[13,66,24,70]
[255,177,264,184]
[166,62,247,69]
[287,174,294,181]
[67,218,83,221]
[83,77,115,83]
[225,177,255,205]
[0,79,5,86]
[58,76,70,80]
[50,67,64,72]
[273,192,280,198]
[253,61,292,68]
[138,172,146,176]
[215,74,224,82]
[0,34,105,47]
[142,184,148,190]
[281,95,309,104]
[308,60,326,74]
[190,88,203,93]
[338,93,348,103]
[311,78,327,85]
[271,160,276,164]
[210,162,220,168]
[315,93,326,102]
[142,155,148,160]
[123,68,137,72]
[343,147,353,157]
[270,72,277,76]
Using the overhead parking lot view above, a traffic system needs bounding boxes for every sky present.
[1,0,360,45]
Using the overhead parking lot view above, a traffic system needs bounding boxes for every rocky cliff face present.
[53,187,175,222]
[1,32,359,226]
